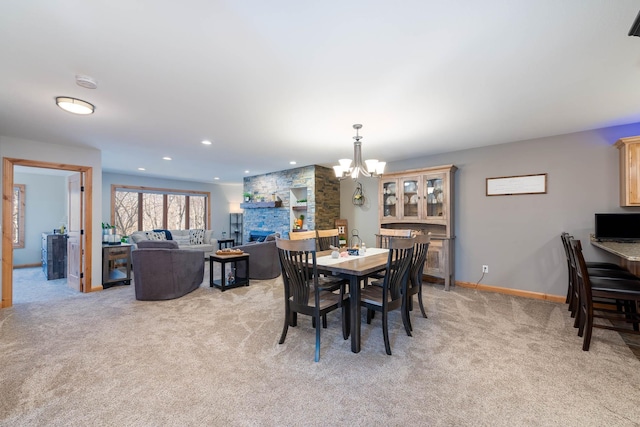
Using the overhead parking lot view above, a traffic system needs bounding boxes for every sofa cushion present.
[137,240,179,249]
[189,229,205,245]
[153,229,173,240]
[174,235,191,246]
[146,231,167,241]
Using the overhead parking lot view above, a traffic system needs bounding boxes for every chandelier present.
[333,124,386,179]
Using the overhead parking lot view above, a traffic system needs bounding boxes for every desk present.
[590,236,640,275]
[315,248,389,353]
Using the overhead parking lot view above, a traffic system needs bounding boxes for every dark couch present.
[132,240,205,300]
[233,234,281,279]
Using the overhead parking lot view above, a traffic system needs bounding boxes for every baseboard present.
[455,281,565,303]
[13,263,42,269]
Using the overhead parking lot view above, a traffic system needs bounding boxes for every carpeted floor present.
[2,267,640,426]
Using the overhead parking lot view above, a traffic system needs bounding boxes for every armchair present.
[132,240,205,300]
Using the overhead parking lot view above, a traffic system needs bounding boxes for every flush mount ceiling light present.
[55,97,95,115]
[333,124,385,180]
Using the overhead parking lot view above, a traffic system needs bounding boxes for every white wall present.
[102,172,242,238]
[340,122,640,297]
[0,135,103,291]
[13,172,67,265]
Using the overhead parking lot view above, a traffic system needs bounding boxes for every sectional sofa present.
[130,229,217,255]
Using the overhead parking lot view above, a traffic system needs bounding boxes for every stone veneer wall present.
[242,165,340,242]
[314,166,341,229]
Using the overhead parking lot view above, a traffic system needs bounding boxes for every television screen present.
[594,213,640,241]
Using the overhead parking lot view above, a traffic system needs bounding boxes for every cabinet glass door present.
[381,179,398,220]
[401,177,420,220]
[424,174,446,220]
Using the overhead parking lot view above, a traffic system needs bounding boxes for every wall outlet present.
[482,265,489,273]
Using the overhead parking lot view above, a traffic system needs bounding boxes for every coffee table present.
[208,253,250,291]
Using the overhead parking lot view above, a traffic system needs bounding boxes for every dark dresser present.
[41,232,67,280]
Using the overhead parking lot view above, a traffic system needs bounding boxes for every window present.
[112,185,210,236]
[13,184,25,248]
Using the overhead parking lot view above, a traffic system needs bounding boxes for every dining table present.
[315,247,390,353]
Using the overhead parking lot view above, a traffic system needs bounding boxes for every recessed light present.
[290,161,297,165]
[138,167,146,171]
[201,140,212,145]
[244,170,250,174]
[214,177,220,180]
[163,157,172,160]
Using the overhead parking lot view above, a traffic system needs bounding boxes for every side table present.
[217,238,236,250]
[102,243,132,288]
[208,253,250,291]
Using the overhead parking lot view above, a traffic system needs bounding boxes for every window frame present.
[111,185,210,234]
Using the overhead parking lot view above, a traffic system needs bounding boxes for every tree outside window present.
[13,184,25,248]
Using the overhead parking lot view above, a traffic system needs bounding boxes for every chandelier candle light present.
[333,124,386,179]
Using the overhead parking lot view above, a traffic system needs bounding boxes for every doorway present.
[2,158,94,308]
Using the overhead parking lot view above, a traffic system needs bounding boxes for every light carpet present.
[1,267,640,426]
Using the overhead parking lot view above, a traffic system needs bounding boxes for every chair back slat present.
[409,233,431,289]
[276,237,317,305]
[383,237,415,302]
[316,229,340,251]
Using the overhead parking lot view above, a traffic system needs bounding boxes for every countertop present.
[589,235,640,261]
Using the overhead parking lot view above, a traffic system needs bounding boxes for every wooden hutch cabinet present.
[379,165,457,290]
[614,135,640,206]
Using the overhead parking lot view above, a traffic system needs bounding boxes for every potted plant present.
[297,214,305,229]
[243,192,252,202]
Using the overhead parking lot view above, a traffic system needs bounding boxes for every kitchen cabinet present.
[614,135,640,206]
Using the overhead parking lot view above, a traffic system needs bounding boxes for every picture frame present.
[486,173,547,196]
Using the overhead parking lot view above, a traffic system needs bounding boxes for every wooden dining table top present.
[315,248,389,276]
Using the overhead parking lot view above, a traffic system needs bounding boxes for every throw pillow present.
[153,229,173,240]
[265,232,280,241]
[189,228,205,245]
[145,231,166,241]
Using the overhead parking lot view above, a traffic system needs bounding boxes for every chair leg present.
[367,308,374,324]
[322,314,328,329]
[382,310,392,355]
[291,312,297,327]
[417,285,428,318]
[342,303,350,339]
[315,314,321,362]
[582,309,593,351]
[402,302,412,337]
[279,310,290,344]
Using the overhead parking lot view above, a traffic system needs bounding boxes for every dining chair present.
[276,237,350,362]
[316,228,340,251]
[564,233,639,322]
[404,233,431,332]
[375,228,413,248]
[570,238,640,351]
[560,232,626,311]
[361,236,415,355]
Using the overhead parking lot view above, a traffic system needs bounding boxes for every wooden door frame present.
[2,158,93,308]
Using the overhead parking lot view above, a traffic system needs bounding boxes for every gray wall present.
[340,122,640,297]
[13,172,67,265]
[102,172,241,239]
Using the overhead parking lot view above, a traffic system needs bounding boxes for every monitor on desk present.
[594,213,640,242]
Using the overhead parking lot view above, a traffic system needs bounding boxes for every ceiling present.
[2,1,640,184]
